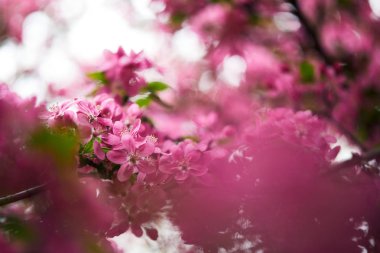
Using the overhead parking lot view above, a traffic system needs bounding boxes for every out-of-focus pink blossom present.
[0,0,50,42]
[159,140,208,181]
[101,47,153,97]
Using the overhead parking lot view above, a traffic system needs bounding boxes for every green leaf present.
[170,12,186,26]
[87,71,108,84]
[338,0,352,8]
[299,61,315,83]
[29,128,78,168]
[81,138,95,154]
[0,216,35,243]
[357,88,380,142]
[143,82,169,93]
[101,147,111,153]
[135,96,152,107]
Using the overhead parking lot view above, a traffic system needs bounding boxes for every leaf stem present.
[151,93,173,109]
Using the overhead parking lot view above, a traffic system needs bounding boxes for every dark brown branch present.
[323,148,380,175]
[287,0,334,65]
[315,109,367,151]
[0,184,46,207]
[320,113,368,152]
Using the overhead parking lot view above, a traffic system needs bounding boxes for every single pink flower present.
[159,140,208,181]
[107,134,157,182]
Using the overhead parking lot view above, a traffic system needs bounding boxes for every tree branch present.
[323,148,380,175]
[0,184,46,207]
[320,113,368,152]
[286,0,334,65]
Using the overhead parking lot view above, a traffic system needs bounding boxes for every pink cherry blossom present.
[107,134,157,182]
[101,47,153,97]
[159,140,208,181]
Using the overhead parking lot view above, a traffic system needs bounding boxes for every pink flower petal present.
[113,121,124,135]
[78,124,93,144]
[97,117,113,127]
[107,221,129,237]
[107,150,127,164]
[145,228,158,240]
[102,133,120,145]
[94,141,105,160]
[77,113,90,125]
[187,150,201,162]
[190,165,208,176]
[138,141,155,156]
[326,146,341,160]
[159,156,176,174]
[131,224,143,237]
[174,171,189,181]
[117,163,133,182]
[138,159,156,174]
[121,134,135,152]
[130,119,141,136]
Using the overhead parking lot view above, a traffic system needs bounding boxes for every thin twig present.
[323,148,380,175]
[151,93,173,109]
[315,110,367,151]
[320,113,368,152]
[287,0,334,65]
[0,184,46,207]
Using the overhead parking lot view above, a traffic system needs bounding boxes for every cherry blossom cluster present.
[90,47,154,99]
[45,94,210,184]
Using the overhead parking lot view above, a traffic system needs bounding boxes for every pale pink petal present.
[117,163,133,182]
[121,134,135,152]
[136,172,146,184]
[94,141,105,160]
[189,165,208,176]
[130,119,141,136]
[113,121,124,135]
[138,141,155,156]
[172,147,184,161]
[159,156,176,174]
[78,124,93,144]
[138,159,156,174]
[107,150,127,164]
[184,142,196,155]
[97,117,113,127]
[102,134,120,145]
[324,134,337,144]
[76,113,90,125]
[174,171,189,181]
[187,150,201,162]
[63,110,77,124]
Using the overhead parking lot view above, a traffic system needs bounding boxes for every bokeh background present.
[2,0,380,252]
